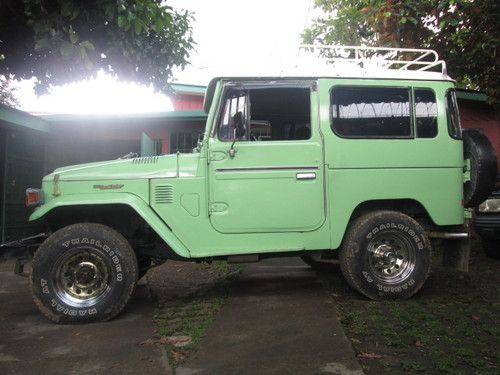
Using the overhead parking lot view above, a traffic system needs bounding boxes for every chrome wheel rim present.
[367,231,416,284]
[54,249,110,307]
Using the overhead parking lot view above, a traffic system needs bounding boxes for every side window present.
[331,86,412,138]
[218,90,248,141]
[446,89,462,139]
[414,89,438,138]
[249,88,311,141]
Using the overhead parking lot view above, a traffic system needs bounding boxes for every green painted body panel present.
[29,77,464,259]
[30,192,191,258]
[327,168,463,249]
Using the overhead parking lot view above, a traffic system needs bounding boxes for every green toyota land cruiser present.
[8,47,499,323]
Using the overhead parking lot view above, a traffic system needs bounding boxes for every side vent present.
[155,185,174,204]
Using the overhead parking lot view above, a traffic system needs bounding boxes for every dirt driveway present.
[0,257,364,375]
[0,261,167,375]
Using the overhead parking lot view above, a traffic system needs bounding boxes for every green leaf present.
[71,8,80,21]
[69,27,78,44]
[384,11,391,17]
[134,20,142,35]
[117,15,126,28]
[154,18,164,32]
[401,16,407,24]
[79,41,95,51]
[61,2,72,17]
[34,38,50,51]
[59,42,74,57]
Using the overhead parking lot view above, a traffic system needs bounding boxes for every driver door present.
[207,82,325,234]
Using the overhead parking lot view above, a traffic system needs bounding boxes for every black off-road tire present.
[30,223,138,323]
[482,237,500,259]
[339,211,432,300]
[463,129,498,208]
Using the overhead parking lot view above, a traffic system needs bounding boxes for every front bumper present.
[0,233,48,275]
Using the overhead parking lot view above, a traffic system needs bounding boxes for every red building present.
[40,84,209,158]
[456,90,500,167]
[169,84,206,111]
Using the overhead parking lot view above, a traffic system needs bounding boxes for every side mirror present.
[194,133,204,152]
[232,111,246,139]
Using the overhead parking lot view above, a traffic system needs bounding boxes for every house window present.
[170,130,203,153]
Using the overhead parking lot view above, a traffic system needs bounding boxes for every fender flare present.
[29,193,191,258]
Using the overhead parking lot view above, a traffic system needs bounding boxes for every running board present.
[227,255,259,263]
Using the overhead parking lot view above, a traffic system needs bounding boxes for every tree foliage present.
[0,0,194,95]
[0,75,19,107]
[303,0,500,99]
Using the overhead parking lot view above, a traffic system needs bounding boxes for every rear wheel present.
[340,211,431,300]
[31,223,138,323]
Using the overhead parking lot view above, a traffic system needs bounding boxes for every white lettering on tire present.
[366,223,424,251]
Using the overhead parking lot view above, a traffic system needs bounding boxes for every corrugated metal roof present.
[455,89,490,102]
[40,109,207,123]
[170,84,206,96]
[0,104,50,132]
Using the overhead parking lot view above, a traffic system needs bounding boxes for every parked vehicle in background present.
[475,189,500,258]
[2,46,498,323]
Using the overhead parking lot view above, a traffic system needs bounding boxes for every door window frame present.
[211,80,315,143]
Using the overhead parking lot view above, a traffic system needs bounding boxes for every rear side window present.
[446,89,462,139]
[414,89,438,138]
[331,86,412,138]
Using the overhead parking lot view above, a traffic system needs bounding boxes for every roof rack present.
[298,45,447,77]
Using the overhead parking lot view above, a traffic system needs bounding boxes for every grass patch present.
[152,263,240,366]
[318,242,499,374]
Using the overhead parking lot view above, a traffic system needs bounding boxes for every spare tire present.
[463,128,498,207]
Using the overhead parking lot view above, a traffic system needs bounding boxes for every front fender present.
[29,193,191,258]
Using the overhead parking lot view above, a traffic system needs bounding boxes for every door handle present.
[296,172,316,180]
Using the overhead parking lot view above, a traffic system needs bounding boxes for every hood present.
[45,153,200,182]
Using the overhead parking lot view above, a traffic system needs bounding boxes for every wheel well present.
[43,204,178,260]
[349,199,434,229]
[45,204,143,236]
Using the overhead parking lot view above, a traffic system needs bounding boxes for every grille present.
[155,185,174,204]
[132,156,159,164]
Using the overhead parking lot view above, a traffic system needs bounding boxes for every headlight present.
[478,198,500,213]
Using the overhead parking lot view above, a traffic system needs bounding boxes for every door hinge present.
[209,202,228,214]
[209,151,226,162]
[463,159,471,183]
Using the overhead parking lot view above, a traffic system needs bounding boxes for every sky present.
[16,0,316,114]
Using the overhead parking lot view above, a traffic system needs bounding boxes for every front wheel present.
[30,223,138,323]
[340,211,431,300]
